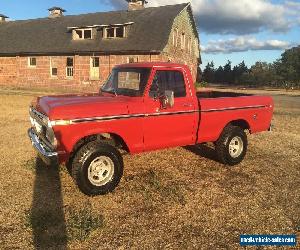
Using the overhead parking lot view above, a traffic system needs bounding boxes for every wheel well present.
[67,133,129,169]
[229,119,250,131]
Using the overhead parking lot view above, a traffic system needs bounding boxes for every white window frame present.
[28,57,37,67]
[66,57,74,78]
[90,57,100,80]
[91,57,100,68]
[50,58,58,78]
[104,26,126,39]
[127,57,138,63]
[73,28,93,40]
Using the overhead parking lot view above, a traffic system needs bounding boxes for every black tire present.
[215,125,248,166]
[72,141,123,196]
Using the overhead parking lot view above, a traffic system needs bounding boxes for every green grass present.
[66,202,105,241]
[126,169,186,206]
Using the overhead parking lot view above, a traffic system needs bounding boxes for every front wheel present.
[72,141,123,196]
[215,125,248,166]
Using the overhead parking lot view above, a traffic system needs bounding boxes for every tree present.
[249,61,275,86]
[215,66,224,83]
[202,61,215,83]
[274,45,300,87]
[200,45,300,88]
[223,60,232,84]
[232,61,248,84]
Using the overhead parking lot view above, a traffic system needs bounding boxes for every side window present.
[28,57,37,67]
[149,70,186,98]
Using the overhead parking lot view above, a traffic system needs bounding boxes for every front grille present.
[29,108,54,150]
[29,108,48,125]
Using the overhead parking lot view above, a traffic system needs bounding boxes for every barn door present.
[90,57,100,80]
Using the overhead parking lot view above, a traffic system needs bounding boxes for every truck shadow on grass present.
[184,144,220,163]
[28,157,67,249]
[25,157,106,249]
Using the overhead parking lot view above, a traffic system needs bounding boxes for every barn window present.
[51,68,58,76]
[173,28,178,47]
[66,57,74,78]
[28,57,37,67]
[127,57,138,63]
[92,57,99,67]
[50,57,58,77]
[116,27,124,37]
[104,26,126,38]
[181,33,186,50]
[73,28,93,40]
[75,30,83,39]
[90,57,100,80]
[187,37,192,54]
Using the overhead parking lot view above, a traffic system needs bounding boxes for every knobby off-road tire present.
[215,125,248,166]
[72,141,124,196]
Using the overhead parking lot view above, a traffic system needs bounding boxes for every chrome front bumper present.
[28,128,58,166]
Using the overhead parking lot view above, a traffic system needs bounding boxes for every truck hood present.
[33,93,131,120]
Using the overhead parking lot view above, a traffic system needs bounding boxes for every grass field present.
[0,87,299,249]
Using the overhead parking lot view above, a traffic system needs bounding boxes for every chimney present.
[126,0,148,11]
[0,14,9,23]
[48,7,66,18]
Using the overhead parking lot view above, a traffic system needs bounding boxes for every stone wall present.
[163,6,200,82]
[0,54,163,90]
[0,57,17,86]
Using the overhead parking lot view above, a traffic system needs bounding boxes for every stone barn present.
[0,0,201,89]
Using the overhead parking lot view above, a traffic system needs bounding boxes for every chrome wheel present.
[88,156,114,186]
[229,136,243,158]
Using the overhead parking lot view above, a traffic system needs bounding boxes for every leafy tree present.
[233,61,248,84]
[274,45,300,87]
[215,66,224,83]
[200,45,300,88]
[202,61,215,83]
[223,60,232,84]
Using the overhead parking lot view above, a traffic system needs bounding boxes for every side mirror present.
[161,90,174,109]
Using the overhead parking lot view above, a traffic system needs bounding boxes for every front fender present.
[53,118,144,157]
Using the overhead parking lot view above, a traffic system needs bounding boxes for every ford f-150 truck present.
[28,62,273,195]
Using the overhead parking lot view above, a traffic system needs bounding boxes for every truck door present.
[143,68,196,151]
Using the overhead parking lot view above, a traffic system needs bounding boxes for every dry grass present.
[0,87,299,249]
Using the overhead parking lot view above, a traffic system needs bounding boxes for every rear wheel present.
[72,141,123,196]
[215,125,247,165]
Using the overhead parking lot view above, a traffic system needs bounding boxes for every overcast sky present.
[0,0,299,68]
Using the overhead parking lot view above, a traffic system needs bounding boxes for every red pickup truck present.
[28,62,273,195]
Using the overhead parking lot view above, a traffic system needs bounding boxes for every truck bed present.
[196,91,252,98]
[196,92,273,144]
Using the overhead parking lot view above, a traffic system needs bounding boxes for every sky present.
[0,0,299,68]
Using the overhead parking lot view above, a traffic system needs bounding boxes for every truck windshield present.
[101,67,151,97]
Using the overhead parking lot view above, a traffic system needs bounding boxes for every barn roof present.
[0,3,189,56]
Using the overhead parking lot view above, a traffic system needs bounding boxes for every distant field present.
[0,87,299,249]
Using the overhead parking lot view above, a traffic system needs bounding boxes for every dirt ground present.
[0,87,299,249]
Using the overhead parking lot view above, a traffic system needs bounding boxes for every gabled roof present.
[0,3,189,56]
